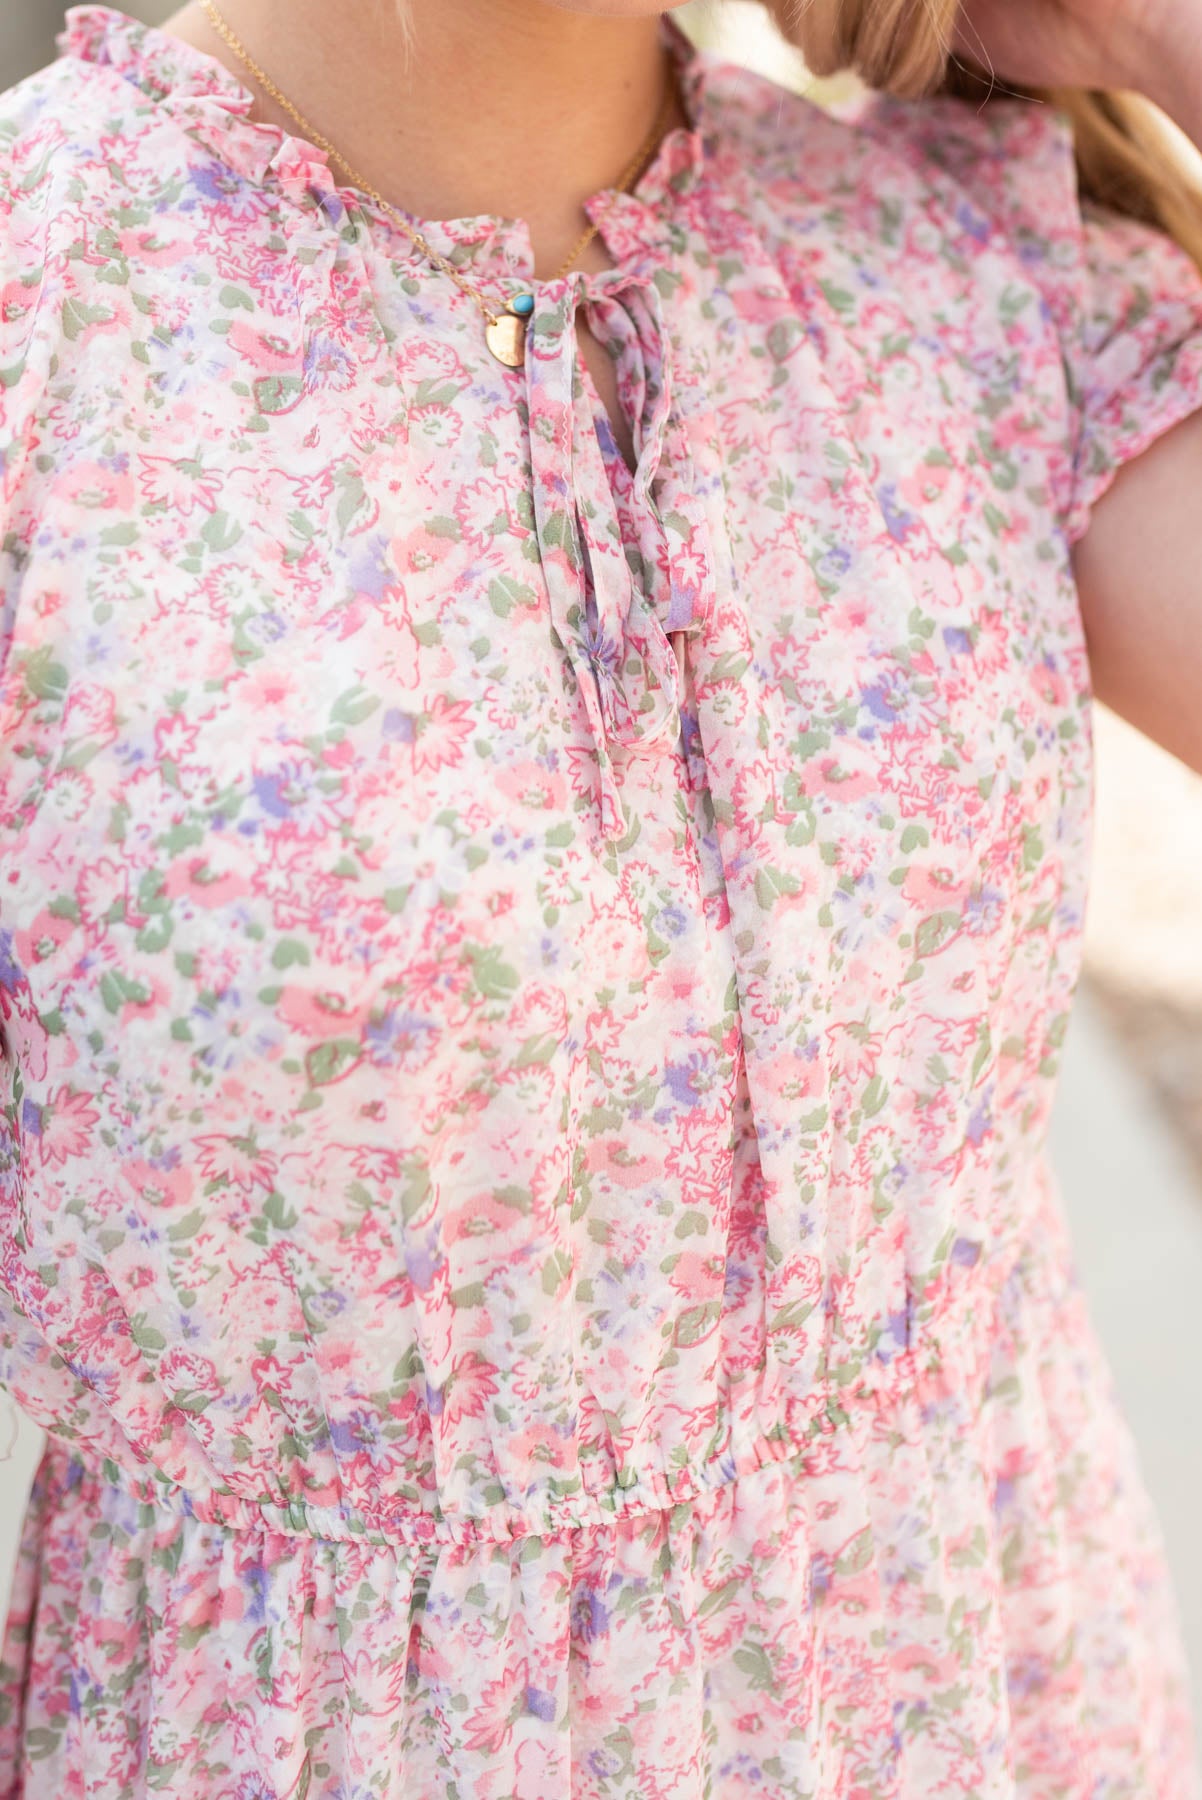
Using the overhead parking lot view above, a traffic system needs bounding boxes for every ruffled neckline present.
[55,4,720,280]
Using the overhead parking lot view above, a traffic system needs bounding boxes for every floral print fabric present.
[0,7,1200,1795]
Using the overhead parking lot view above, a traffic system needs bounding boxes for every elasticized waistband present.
[26,1221,1056,1552]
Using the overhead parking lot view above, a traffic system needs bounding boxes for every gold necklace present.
[196,0,678,368]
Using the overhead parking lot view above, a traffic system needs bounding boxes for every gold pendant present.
[485,295,534,369]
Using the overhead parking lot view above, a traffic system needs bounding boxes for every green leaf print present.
[61,296,114,340]
[253,374,304,415]
[672,1301,721,1348]
[465,944,520,1002]
[753,866,801,910]
[99,970,152,1014]
[305,1039,361,1087]
[488,575,537,618]
[733,1642,780,1695]
[21,647,67,702]
[861,1074,889,1118]
[330,685,380,728]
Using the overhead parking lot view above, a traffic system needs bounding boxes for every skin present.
[159,0,1202,773]
[159,0,693,471]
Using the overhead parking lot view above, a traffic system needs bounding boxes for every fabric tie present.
[526,271,715,841]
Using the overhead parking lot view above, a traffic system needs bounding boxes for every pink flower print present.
[852,1726,902,1788]
[769,629,814,692]
[825,587,876,637]
[352,774,424,861]
[177,1572,246,1636]
[731,755,782,823]
[275,985,366,1041]
[497,1055,558,1115]
[36,1086,100,1167]
[583,889,646,987]
[154,713,199,762]
[506,1419,577,1474]
[803,753,881,803]
[730,283,803,335]
[42,767,94,824]
[347,1146,406,1187]
[898,458,955,510]
[396,338,468,386]
[191,944,240,999]
[136,453,222,515]
[286,467,335,512]
[375,576,414,635]
[112,225,189,268]
[536,860,584,914]
[60,681,117,744]
[76,856,135,940]
[1030,656,1068,708]
[409,403,463,452]
[838,831,880,884]
[513,1741,567,1800]
[771,1249,823,1312]
[669,542,709,596]
[160,855,251,910]
[225,318,298,374]
[122,1159,195,1213]
[454,475,529,541]
[0,985,50,1083]
[493,759,568,812]
[510,984,569,1041]
[412,692,474,775]
[234,663,300,713]
[16,907,74,969]
[336,1645,410,1721]
[824,1020,882,1086]
[0,276,38,332]
[319,736,356,772]
[442,1184,530,1249]
[390,521,457,580]
[58,461,136,512]
[158,1348,222,1408]
[195,1132,279,1194]
[442,1349,500,1429]
[666,1248,725,1302]
[463,1659,528,1757]
[991,405,1049,452]
[899,859,972,913]
[970,605,1011,677]
[929,1020,983,1067]
[115,766,176,844]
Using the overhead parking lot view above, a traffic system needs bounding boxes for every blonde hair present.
[765,0,1202,273]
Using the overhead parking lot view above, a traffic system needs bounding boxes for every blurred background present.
[3,0,1202,1721]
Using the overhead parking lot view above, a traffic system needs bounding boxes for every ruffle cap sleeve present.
[849,88,1202,547]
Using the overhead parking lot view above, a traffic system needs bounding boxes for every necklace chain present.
[196,0,678,333]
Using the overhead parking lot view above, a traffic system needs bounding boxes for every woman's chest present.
[0,232,1091,1051]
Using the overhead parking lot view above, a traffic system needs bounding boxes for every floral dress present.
[0,6,1200,1795]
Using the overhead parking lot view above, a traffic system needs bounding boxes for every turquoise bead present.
[509,293,535,318]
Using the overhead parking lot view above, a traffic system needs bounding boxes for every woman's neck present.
[159,0,689,273]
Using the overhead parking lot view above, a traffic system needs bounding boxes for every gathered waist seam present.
[28,1235,1053,1553]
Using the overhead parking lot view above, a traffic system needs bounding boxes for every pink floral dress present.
[0,7,1200,1795]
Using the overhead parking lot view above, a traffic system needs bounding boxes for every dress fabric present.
[0,7,1200,1794]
